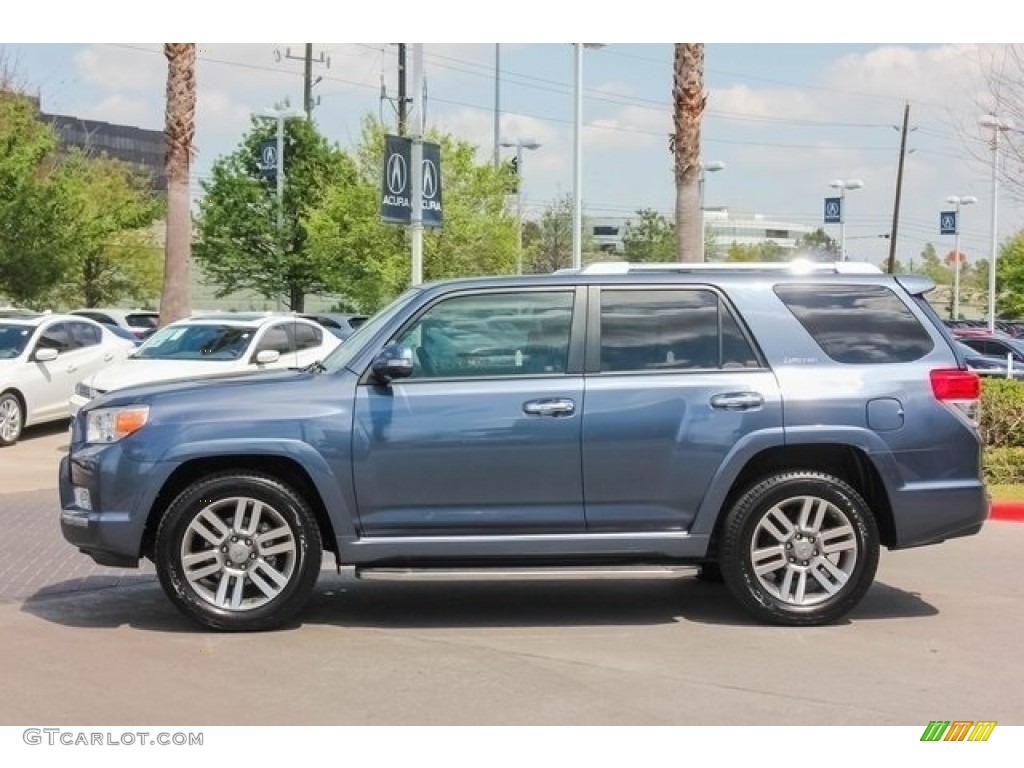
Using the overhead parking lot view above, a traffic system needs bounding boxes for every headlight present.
[85,406,150,443]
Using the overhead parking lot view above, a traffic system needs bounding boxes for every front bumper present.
[58,446,164,568]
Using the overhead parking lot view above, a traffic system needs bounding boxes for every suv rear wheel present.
[154,472,322,631]
[719,471,879,626]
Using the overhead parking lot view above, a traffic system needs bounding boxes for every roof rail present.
[564,260,882,276]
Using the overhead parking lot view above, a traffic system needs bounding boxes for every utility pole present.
[277,45,330,121]
[887,102,910,274]
[398,44,408,136]
[410,44,424,286]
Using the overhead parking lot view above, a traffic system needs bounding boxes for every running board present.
[354,565,698,582]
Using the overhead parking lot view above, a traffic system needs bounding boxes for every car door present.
[581,286,783,533]
[352,287,586,536]
[22,320,77,422]
[67,321,122,382]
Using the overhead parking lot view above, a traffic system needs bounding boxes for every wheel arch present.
[702,443,897,555]
[141,455,338,561]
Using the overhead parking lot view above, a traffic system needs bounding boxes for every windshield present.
[134,324,254,361]
[321,289,420,372]
[0,324,33,359]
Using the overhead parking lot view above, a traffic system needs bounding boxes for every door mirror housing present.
[32,347,59,362]
[371,344,414,383]
[255,349,280,365]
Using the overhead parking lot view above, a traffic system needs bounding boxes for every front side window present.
[599,289,759,373]
[394,291,574,379]
[36,322,71,353]
[774,284,934,364]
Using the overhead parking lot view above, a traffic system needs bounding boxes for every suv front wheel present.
[154,472,323,631]
[719,471,879,626]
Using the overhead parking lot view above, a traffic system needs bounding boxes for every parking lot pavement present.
[0,419,69,493]
[1,465,1023,725]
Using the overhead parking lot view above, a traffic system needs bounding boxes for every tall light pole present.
[828,178,864,261]
[699,160,725,260]
[946,195,977,320]
[572,43,604,271]
[257,106,302,309]
[493,44,501,168]
[501,139,541,275]
[980,114,1012,333]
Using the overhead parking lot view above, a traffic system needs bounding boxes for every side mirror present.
[255,349,280,365]
[371,344,414,383]
[33,347,59,362]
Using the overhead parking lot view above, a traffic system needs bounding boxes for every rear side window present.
[599,289,759,372]
[774,283,934,364]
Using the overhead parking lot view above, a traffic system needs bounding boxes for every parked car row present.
[1,310,344,446]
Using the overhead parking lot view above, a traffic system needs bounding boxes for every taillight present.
[930,368,981,400]
[930,368,980,425]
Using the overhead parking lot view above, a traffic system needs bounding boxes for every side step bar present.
[354,565,698,582]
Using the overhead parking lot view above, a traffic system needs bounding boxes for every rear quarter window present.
[773,283,934,364]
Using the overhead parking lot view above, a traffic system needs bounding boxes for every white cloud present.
[586,105,668,150]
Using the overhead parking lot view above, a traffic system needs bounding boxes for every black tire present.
[154,471,322,631]
[718,471,879,626]
[0,391,25,447]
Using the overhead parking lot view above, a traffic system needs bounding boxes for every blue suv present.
[59,262,988,630]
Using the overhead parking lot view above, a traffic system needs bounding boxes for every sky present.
[3,2,1022,270]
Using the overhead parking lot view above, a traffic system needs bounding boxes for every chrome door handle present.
[710,392,764,411]
[523,398,576,417]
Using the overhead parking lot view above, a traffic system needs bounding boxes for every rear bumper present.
[888,480,988,549]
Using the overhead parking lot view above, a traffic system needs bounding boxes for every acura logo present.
[422,160,438,200]
[386,152,407,195]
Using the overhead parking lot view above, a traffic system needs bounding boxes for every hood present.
[83,358,249,393]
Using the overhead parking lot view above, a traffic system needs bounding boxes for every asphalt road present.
[1,423,1022,726]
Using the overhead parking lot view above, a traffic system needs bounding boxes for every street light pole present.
[501,139,541,275]
[946,195,977,320]
[980,114,1012,333]
[829,178,864,261]
[571,43,604,271]
[698,160,725,260]
[258,106,302,309]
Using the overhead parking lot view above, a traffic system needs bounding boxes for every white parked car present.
[0,314,136,446]
[69,314,341,415]
[69,308,160,341]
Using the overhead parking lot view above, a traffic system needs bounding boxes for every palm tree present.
[160,43,196,326]
[670,43,706,262]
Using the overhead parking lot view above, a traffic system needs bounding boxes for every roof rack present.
[561,260,883,276]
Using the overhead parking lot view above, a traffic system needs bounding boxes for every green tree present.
[47,154,163,308]
[725,241,785,262]
[797,228,840,260]
[523,195,578,274]
[194,114,357,312]
[622,209,676,262]
[996,231,1024,318]
[304,118,519,312]
[0,92,79,306]
[918,242,950,284]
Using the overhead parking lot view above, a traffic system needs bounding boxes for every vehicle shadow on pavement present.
[19,571,937,632]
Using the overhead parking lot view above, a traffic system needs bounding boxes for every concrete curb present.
[990,501,1024,522]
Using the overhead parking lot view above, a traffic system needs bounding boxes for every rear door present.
[581,286,783,532]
